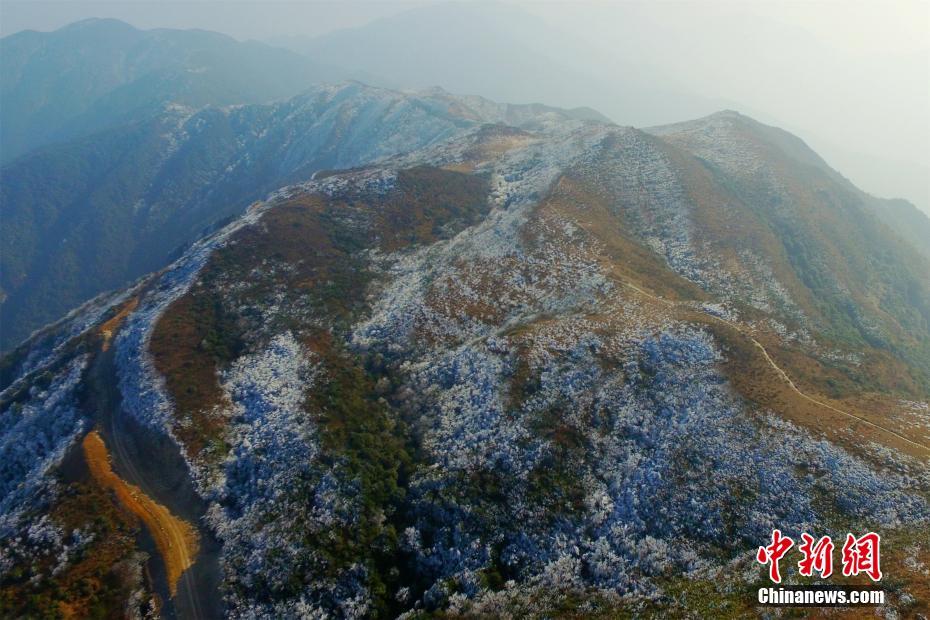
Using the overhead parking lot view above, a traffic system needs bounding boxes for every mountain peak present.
[708,108,745,119]
[58,17,139,34]
[646,108,832,178]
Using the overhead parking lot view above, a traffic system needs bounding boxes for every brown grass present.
[148,166,490,464]
[693,317,929,460]
[535,173,929,460]
[148,291,236,458]
[541,175,709,303]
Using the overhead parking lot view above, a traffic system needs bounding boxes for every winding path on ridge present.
[88,311,221,619]
[617,278,930,455]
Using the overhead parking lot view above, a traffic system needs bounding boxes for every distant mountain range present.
[0,72,612,351]
[0,17,345,163]
[272,2,725,128]
[269,2,930,218]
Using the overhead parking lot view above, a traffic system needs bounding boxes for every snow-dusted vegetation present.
[372,319,930,610]
[206,333,374,617]
[3,95,928,617]
[0,356,87,578]
[114,203,271,489]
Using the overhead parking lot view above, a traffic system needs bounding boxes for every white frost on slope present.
[2,286,136,394]
[205,333,377,619]
[0,355,88,577]
[646,111,770,177]
[354,123,613,352]
[115,201,270,492]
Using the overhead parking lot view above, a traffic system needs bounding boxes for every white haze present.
[2,0,928,214]
[522,1,930,215]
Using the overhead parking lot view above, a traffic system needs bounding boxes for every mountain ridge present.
[2,108,928,616]
[0,18,345,163]
[0,81,609,351]
[647,109,930,260]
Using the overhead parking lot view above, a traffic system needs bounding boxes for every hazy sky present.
[0,0,425,38]
[3,0,926,53]
[2,0,928,212]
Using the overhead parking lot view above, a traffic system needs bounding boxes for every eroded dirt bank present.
[82,431,198,595]
[84,318,223,619]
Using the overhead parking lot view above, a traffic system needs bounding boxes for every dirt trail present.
[82,431,199,595]
[99,298,139,351]
[617,278,930,455]
[85,294,222,619]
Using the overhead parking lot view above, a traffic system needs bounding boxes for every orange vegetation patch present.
[82,431,199,596]
[441,162,476,174]
[98,298,139,351]
[535,173,929,460]
[148,166,490,464]
[464,127,537,163]
[148,289,236,460]
[540,174,709,304]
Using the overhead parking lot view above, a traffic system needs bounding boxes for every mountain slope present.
[864,196,930,261]
[0,18,344,163]
[2,107,928,617]
[645,111,930,392]
[0,82,599,351]
[647,111,930,260]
